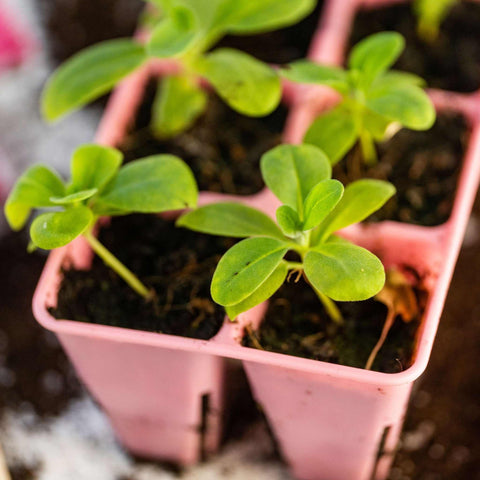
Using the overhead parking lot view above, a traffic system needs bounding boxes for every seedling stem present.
[83,230,153,301]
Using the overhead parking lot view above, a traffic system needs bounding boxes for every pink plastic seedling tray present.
[33,3,480,479]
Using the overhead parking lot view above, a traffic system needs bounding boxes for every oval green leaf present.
[70,144,123,193]
[367,85,436,131]
[30,207,93,250]
[95,155,198,212]
[281,60,348,93]
[349,32,405,85]
[50,189,98,205]
[151,75,208,138]
[225,262,289,320]
[146,12,196,58]
[222,0,316,34]
[303,179,344,231]
[177,202,283,238]
[211,237,289,306]
[304,243,385,301]
[318,179,396,241]
[195,48,281,117]
[260,144,332,213]
[276,205,301,237]
[5,165,65,231]
[373,71,425,89]
[363,109,391,142]
[42,39,146,122]
[304,105,358,165]
[167,0,222,30]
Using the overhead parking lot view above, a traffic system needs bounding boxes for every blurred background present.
[0,0,479,479]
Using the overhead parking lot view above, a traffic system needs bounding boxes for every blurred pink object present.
[0,1,34,70]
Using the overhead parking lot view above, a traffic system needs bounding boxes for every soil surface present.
[349,2,480,93]
[35,0,144,64]
[333,113,470,226]
[52,215,233,339]
[121,86,288,195]
[219,1,324,64]
[243,279,423,374]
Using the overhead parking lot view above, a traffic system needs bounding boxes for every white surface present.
[0,0,100,234]
[1,396,292,480]
[0,0,99,176]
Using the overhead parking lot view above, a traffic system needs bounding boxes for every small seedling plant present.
[414,0,458,43]
[42,0,317,138]
[281,32,436,166]
[178,144,395,322]
[4,144,198,299]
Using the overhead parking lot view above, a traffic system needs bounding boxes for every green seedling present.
[178,144,395,322]
[42,0,317,137]
[281,32,436,166]
[414,0,458,43]
[4,144,198,299]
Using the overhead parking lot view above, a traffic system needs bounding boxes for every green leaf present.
[42,39,146,122]
[326,234,352,245]
[87,205,130,217]
[50,189,98,205]
[177,202,283,238]
[304,242,385,301]
[303,180,343,231]
[349,32,405,85]
[363,109,391,141]
[260,144,331,214]
[303,105,358,165]
[151,75,208,138]
[373,71,425,89]
[414,0,457,41]
[310,230,353,247]
[30,207,93,250]
[95,155,198,213]
[146,11,196,58]
[225,262,289,320]
[195,48,281,117]
[276,205,302,237]
[318,179,396,240]
[220,0,316,34]
[281,60,348,93]
[168,0,223,30]
[5,165,65,231]
[367,85,436,131]
[211,237,289,306]
[69,144,123,193]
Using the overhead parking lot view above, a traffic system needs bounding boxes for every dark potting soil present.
[120,85,288,195]
[243,279,424,374]
[35,0,144,64]
[9,465,37,480]
[218,1,324,64]
[52,215,234,340]
[349,2,480,93]
[332,113,470,226]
